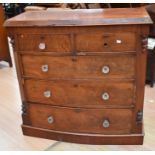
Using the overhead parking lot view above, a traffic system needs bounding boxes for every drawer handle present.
[44,90,51,98]
[41,64,48,72]
[102,119,110,128]
[102,66,110,74]
[102,92,109,101]
[47,116,54,124]
[39,42,46,50]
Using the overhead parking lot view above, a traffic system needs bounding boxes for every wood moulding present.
[22,125,144,145]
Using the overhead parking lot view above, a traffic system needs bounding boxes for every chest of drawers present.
[4,8,152,145]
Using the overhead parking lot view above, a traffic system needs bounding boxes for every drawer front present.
[17,34,71,52]
[17,32,136,53]
[25,79,135,107]
[22,54,135,79]
[76,32,136,52]
[29,104,133,134]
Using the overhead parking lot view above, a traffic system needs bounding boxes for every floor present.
[0,49,155,150]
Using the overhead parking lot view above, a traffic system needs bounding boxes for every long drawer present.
[21,54,136,79]
[29,104,133,134]
[24,79,135,108]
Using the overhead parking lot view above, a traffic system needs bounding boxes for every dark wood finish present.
[0,4,12,67]
[4,8,151,145]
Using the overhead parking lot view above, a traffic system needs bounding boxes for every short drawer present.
[21,54,136,79]
[17,34,71,52]
[24,79,135,108]
[29,104,133,134]
[76,32,136,52]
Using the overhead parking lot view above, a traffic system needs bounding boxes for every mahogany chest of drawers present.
[4,8,152,145]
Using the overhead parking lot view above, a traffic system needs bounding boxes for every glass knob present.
[102,119,110,128]
[102,66,110,74]
[47,116,54,124]
[41,64,48,72]
[102,92,109,101]
[44,90,51,98]
[39,42,46,50]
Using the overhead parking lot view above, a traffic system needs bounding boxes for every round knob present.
[41,64,48,72]
[102,66,110,74]
[44,90,51,98]
[102,119,110,128]
[102,92,109,101]
[39,43,46,50]
[47,116,54,124]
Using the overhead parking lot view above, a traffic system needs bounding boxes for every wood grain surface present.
[24,79,135,108]
[4,7,151,144]
[29,103,133,134]
[4,7,152,27]
[21,54,136,79]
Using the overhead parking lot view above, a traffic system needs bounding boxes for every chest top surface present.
[4,7,152,27]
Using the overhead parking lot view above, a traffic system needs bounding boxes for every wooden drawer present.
[25,79,135,108]
[29,104,133,134]
[21,54,136,79]
[17,34,71,52]
[76,32,136,52]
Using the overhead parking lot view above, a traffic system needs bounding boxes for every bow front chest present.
[4,8,152,144]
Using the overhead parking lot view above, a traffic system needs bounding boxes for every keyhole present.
[104,43,108,47]
[40,35,45,40]
[72,57,77,62]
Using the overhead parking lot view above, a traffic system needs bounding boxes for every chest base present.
[22,125,144,145]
